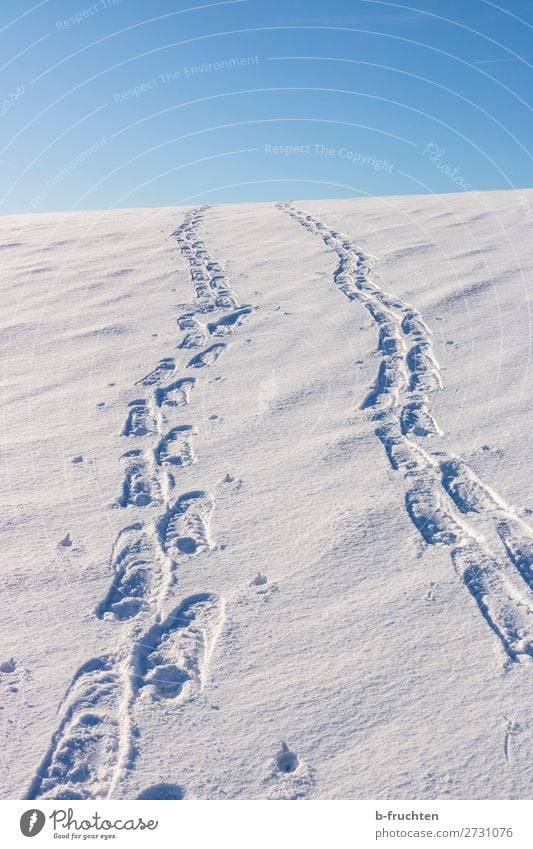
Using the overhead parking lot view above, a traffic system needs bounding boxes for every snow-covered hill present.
[1,190,533,800]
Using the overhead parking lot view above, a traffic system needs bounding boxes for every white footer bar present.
[2,799,532,848]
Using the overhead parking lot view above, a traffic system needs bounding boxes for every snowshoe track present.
[278,202,533,661]
[27,205,254,799]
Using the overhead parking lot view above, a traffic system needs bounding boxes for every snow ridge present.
[278,202,533,663]
[26,206,252,800]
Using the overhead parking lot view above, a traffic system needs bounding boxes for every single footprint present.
[95,523,153,621]
[263,742,315,800]
[122,400,156,437]
[155,378,196,408]
[207,305,253,336]
[276,742,298,773]
[177,316,207,350]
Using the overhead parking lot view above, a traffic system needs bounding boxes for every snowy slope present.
[1,190,533,800]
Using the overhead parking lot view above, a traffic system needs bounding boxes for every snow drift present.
[1,189,533,799]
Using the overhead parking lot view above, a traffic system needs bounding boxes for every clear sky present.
[1,0,532,213]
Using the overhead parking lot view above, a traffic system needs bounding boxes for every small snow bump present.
[175,536,197,554]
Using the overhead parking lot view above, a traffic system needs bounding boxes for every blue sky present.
[1,0,532,213]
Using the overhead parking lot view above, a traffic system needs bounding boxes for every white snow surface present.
[1,190,533,800]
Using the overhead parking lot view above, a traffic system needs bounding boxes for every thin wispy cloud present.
[269,9,430,28]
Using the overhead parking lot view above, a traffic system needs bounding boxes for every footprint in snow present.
[247,573,277,601]
[137,783,184,800]
[221,473,242,493]
[276,742,298,773]
[59,533,72,547]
